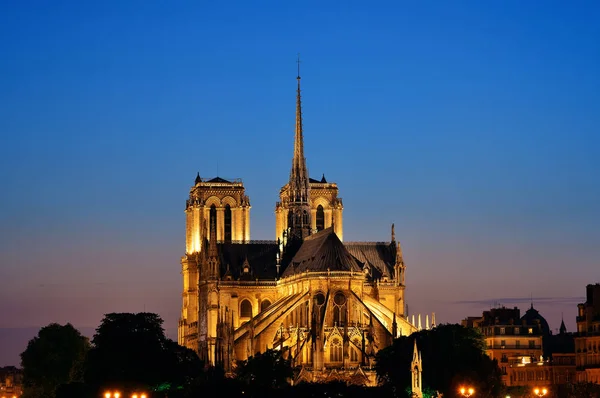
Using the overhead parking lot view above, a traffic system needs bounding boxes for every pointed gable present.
[281,227,363,277]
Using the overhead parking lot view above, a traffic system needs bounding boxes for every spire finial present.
[391,223,396,242]
[297,53,301,80]
[531,293,534,309]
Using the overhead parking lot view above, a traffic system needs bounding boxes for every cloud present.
[454,296,585,307]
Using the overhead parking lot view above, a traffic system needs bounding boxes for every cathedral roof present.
[345,242,396,279]
[281,227,363,277]
[207,176,231,183]
[217,242,278,280]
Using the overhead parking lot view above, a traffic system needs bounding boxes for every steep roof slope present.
[281,227,364,277]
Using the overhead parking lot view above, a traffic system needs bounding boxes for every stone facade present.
[178,73,417,383]
[463,306,547,387]
[0,367,22,398]
[575,283,600,383]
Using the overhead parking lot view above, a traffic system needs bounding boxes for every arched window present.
[260,299,271,312]
[209,205,217,238]
[329,338,342,362]
[224,204,232,242]
[316,205,325,231]
[333,292,346,326]
[350,345,359,362]
[287,210,294,228]
[333,307,339,325]
[240,299,252,318]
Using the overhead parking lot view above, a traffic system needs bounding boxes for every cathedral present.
[178,70,421,384]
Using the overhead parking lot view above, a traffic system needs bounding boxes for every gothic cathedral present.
[178,70,418,384]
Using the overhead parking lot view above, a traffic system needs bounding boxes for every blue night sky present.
[1,0,599,366]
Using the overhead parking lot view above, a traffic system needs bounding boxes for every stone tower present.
[178,175,250,349]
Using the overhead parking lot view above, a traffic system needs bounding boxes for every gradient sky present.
[1,0,599,366]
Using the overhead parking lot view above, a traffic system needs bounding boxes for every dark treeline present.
[18,313,600,398]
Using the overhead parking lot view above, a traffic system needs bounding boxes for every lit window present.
[500,327,506,335]
[350,345,359,362]
[528,328,533,334]
[329,338,342,362]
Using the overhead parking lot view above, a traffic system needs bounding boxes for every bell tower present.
[179,173,250,351]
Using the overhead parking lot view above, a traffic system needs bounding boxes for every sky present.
[1,0,599,366]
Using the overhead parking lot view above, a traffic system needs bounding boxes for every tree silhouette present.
[235,349,292,392]
[20,323,90,398]
[84,312,201,393]
[376,324,502,397]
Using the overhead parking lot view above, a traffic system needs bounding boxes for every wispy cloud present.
[454,296,585,307]
[37,282,109,288]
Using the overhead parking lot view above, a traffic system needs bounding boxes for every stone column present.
[185,209,192,254]
[334,209,343,241]
[217,207,225,241]
[193,207,202,253]
[325,209,332,229]
[244,207,250,241]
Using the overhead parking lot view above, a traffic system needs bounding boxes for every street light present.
[460,387,475,398]
[533,388,548,397]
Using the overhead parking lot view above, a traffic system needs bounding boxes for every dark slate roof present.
[217,242,278,280]
[281,227,364,277]
[345,242,396,279]
[521,305,551,336]
[207,177,231,183]
[308,175,327,183]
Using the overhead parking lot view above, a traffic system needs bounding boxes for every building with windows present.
[0,367,22,397]
[575,283,600,383]
[462,306,548,387]
[178,71,419,384]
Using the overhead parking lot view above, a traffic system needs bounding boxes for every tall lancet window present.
[210,205,217,239]
[316,205,325,231]
[329,338,342,362]
[224,204,232,242]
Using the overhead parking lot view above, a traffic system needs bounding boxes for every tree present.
[84,312,202,393]
[376,324,502,398]
[235,349,292,392]
[20,323,90,398]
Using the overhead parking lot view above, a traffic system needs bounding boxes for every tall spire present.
[287,54,311,241]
